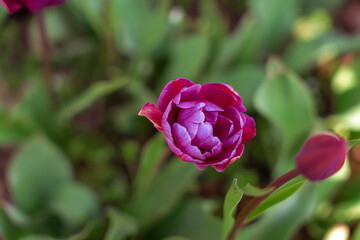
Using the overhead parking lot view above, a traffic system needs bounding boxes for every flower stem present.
[227,168,300,240]
[34,11,56,105]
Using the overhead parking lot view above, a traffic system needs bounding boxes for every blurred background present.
[0,0,360,239]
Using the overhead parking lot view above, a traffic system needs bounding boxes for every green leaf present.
[58,77,128,121]
[224,65,265,108]
[246,178,306,222]
[349,139,360,149]
[200,0,226,43]
[284,34,360,74]
[3,202,30,227]
[133,133,167,197]
[248,0,298,51]
[159,34,209,90]
[254,57,316,142]
[333,199,360,223]
[328,103,360,132]
[215,17,261,68]
[162,237,190,240]
[238,182,316,240]
[0,107,35,144]
[18,235,53,240]
[8,137,72,214]
[0,209,24,240]
[69,0,103,36]
[301,0,343,12]
[0,7,6,23]
[50,182,98,229]
[12,81,55,138]
[140,0,170,56]
[353,223,360,240]
[241,183,272,197]
[222,179,243,240]
[292,10,331,41]
[129,158,199,226]
[111,0,151,54]
[331,59,360,113]
[149,199,222,240]
[104,208,137,240]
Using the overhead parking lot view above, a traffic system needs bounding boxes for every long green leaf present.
[104,208,137,240]
[246,178,306,222]
[241,183,272,197]
[133,133,167,197]
[58,77,128,120]
[149,199,222,240]
[129,158,199,226]
[238,182,316,240]
[159,34,209,90]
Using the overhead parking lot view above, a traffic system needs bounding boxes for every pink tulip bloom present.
[0,0,66,13]
[295,133,348,181]
[139,78,256,172]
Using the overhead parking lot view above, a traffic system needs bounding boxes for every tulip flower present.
[0,0,66,14]
[139,78,256,172]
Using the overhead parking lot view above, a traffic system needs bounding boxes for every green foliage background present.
[0,0,360,239]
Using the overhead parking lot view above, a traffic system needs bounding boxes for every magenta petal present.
[27,0,66,11]
[173,123,191,149]
[195,164,205,170]
[174,84,201,104]
[192,122,213,143]
[241,114,256,143]
[229,144,245,164]
[223,131,241,148]
[181,121,199,139]
[182,154,203,163]
[214,115,234,141]
[139,102,163,131]
[0,0,22,13]
[165,137,203,164]
[200,83,246,112]
[211,141,222,155]
[178,104,205,124]
[211,144,245,172]
[192,122,222,152]
[173,123,204,160]
[221,106,244,131]
[212,163,228,172]
[166,137,184,157]
[204,137,243,166]
[204,111,218,124]
[158,78,195,112]
[203,101,223,112]
[176,101,201,109]
[177,104,204,138]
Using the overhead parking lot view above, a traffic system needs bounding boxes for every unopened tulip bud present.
[295,133,348,181]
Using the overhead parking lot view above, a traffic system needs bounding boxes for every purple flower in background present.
[0,0,66,13]
[295,133,348,181]
[139,78,256,172]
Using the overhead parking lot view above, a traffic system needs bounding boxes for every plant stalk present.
[34,11,56,104]
[227,168,300,240]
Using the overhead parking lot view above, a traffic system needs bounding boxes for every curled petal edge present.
[138,102,163,131]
